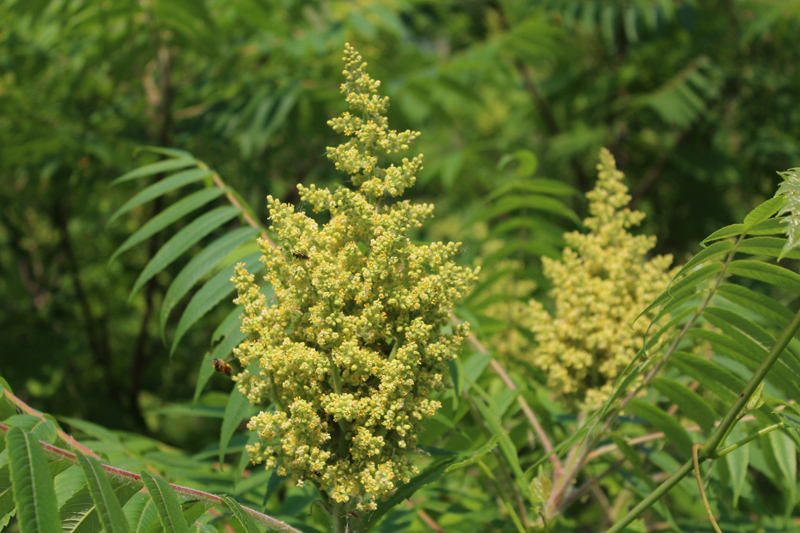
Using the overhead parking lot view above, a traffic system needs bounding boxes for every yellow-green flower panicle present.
[528,148,675,411]
[231,44,479,512]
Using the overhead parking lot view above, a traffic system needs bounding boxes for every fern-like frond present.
[775,167,800,260]
[110,150,269,368]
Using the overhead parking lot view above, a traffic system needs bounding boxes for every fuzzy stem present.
[332,500,349,533]
[2,387,100,459]
[0,423,301,533]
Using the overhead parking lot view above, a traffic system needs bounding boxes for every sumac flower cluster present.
[529,149,675,410]
[231,44,478,511]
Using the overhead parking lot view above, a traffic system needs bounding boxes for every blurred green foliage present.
[3,1,800,531]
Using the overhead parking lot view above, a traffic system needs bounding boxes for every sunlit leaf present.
[130,206,240,299]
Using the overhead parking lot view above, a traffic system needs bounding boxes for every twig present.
[0,422,302,533]
[2,387,100,459]
[462,324,562,476]
[405,500,445,533]
[607,302,800,533]
[203,165,274,248]
[557,458,625,514]
[590,483,615,525]
[693,444,723,533]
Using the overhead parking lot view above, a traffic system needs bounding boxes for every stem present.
[201,162,274,247]
[461,320,562,475]
[477,461,527,533]
[606,459,694,533]
[557,458,625,513]
[0,423,302,533]
[713,423,784,458]
[2,387,101,459]
[693,444,723,533]
[618,233,745,414]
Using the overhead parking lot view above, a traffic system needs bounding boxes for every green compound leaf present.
[4,415,58,445]
[193,353,217,405]
[769,429,796,510]
[60,480,139,533]
[219,388,253,465]
[211,306,244,344]
[112,158,197,186]
[7,427,60,533]
[651,378,717,434]
[472,194,581,226]
[59,483,100,533]
[625,400,694,459]
[725,428,750,509]
[468,383,527,489]
[59,417,120,444]
[672,240,732,279]
[55,466,87,508]
[262,470,286,509]
[0,465,15,529]
[170,252,262,356]
[146,501,209,533]
[134,147,196,160]
[749,218,791,236]
[123,491,158,533]
[727,260,800,294]
[139,472,188,533]
[670,351,743,403]
[187,524,215,533]
[76,454,131,533]
[485,178,579,201]
[702,223,745,245]
[703,306,775,350]
[634,262,723,325]
[715,284,794,328]
[109,188,225,264]
[737,236,800,261]
[160,227,258,338]
[743,196,786,230]
[130,206,240,299]
[179,502,209,531]
[220,495,260,533]
[108,168,213,225]
[703,219,787,246]
[776,168,800,260]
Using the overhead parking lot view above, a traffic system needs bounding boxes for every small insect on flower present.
[212,358,232,376]
[292,252,309,260]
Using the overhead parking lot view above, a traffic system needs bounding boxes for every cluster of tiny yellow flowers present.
[529,149,674,410]
[231,44,478,511]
